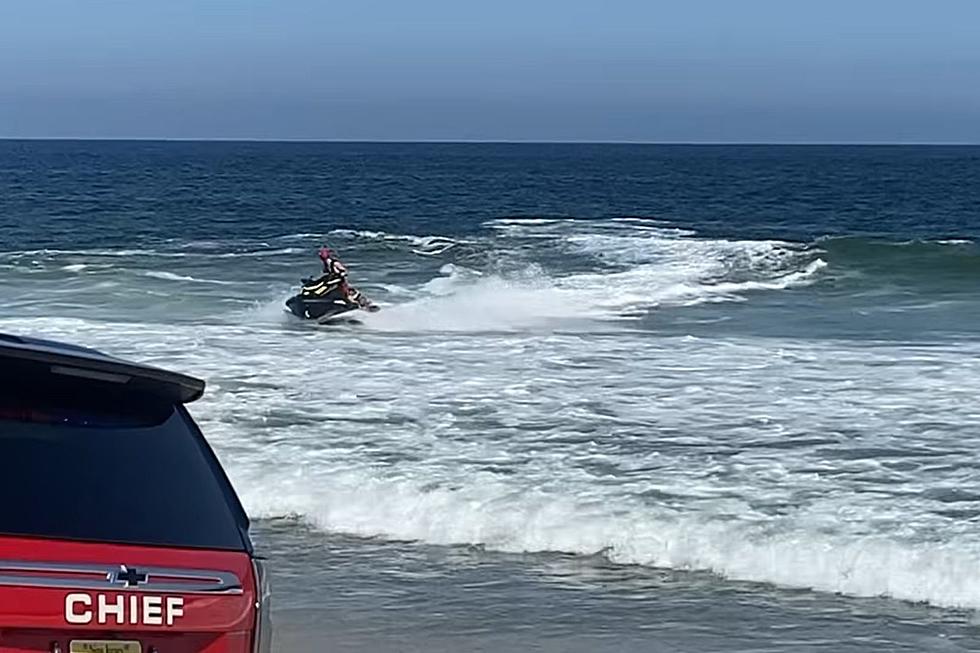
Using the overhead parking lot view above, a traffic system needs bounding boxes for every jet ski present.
[284,274,379,324]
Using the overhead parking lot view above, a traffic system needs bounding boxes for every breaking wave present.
[356,219,825,331]
[818,236,980,284]
[140,270,233,284]
[239,468,980,610]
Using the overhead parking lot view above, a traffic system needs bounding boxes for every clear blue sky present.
[1,0,978,142]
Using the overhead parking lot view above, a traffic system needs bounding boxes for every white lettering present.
[165,596,184,626]
[129,595,139,625]
[64,593,185,626]
[65,593,92,624]
[143,595,163,626]
[98,594,125,625]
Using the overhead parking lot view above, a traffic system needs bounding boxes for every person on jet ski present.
[318,246,348,281]
[316,246,352,292]
[315,246,378,311]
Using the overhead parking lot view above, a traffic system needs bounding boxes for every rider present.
[318,246,348,281]
[316,246,376,310]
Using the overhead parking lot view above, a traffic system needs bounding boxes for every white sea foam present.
[3,309,979,611]
[212,247,306,258]
[355,221,824,331]
[142,270,233,284]
[364,274,589,331]
[0,246,305,262]
[328,228,467,252]
[0,248,171,258]
[240,469,980,609]
[2,219,975,613]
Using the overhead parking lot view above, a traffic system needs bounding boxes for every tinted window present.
[0,392,246,550]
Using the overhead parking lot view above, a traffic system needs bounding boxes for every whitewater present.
[5,140,980,651]
[3,218,978,615]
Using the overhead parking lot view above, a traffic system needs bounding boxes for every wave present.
[239,470,980,610]
[475,220,978,304]
[272,233,323,241]
[8,317,978,611]
[0,248,173,259]
[211,247,306,258]
[328,228,467,254]
[141,270,233,285]
[0,246,305,261]
[360,257,824,333]
[357,219,825,331]
[3,219,828,330]
[363,266,590,332]
[816,236,980,283]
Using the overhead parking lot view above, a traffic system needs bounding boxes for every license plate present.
[70,641,142,653]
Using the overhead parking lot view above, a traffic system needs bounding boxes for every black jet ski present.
[284,274,379,324]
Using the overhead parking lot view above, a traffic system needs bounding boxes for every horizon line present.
[2,136,979,146]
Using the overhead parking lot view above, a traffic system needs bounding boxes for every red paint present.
[0,536,258,653]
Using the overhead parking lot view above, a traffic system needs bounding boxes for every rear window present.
[0,391,246,550]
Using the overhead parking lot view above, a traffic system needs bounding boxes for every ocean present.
[1,140,979,651]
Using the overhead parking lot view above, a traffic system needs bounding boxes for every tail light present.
[252,559,273,653]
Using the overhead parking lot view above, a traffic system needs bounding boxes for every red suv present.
[0,333,271,653]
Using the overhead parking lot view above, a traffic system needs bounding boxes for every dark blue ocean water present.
[2,141,979,246]
[2,141,980,652]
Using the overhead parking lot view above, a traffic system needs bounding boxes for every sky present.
[1,0,979,142]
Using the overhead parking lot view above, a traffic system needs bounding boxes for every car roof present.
[0,332,205,403]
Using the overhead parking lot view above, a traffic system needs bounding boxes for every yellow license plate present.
[70,641,141,653]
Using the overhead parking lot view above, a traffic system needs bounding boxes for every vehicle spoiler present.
[0,333,205,404]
